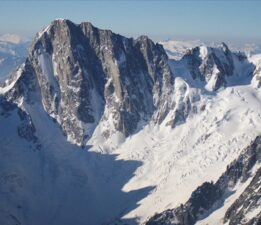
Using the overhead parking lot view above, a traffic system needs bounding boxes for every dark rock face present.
[17,108,37,143]
[0,96,17,116]
[146,182,222,225]
[2,20,254,146]
[253,65,261,88]
[145,136,261,225]
[224,167,261,225]
[6,19,173,145]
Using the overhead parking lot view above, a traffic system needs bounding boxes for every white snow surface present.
[196,164,261,225]
[160,39,261,60]
[159,39,203,60]
[88,59,261,223]
[0,65,23,94]
[1,40,261,224]
[0,99,154,225]
[244,204,261,222]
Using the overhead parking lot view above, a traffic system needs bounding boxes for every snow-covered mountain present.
[160,39,261,60]
[0,34,28,44]
[159,40,204,60]
[0,19,260,225]
[0,34,30,81]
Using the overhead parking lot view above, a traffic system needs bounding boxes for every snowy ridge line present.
[0,19,261,225]
[0,65,23,94]
[109,55,261,223]
[160,39,261,60]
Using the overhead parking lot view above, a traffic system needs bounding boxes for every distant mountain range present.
[160,39,261,60]
[0,34,30,81]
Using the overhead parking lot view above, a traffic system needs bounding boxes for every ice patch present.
[199,46,208,59]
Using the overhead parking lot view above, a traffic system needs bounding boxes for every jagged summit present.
[1,19,258,147]
[36,19,167,54]
[180,42,253,90]
[220,41,230,52]
[0,19,261,225]
[4,19,174,146]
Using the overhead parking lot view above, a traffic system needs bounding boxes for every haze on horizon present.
[0,0,261,44]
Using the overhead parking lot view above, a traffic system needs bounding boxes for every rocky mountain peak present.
[4,19,174,146]
[1,20,257,148]
[220,42,230,54]
[181,42,254,91]
[0,19,261,225]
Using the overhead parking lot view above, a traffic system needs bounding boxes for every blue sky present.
[1,0,261,42]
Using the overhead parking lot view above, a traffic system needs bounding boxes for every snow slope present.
[196,165,260,225]
[0,66,23,94]
[89,53,261,223]
[0,20,261,225]
[104,83,261,223]
[0,98,153,225]
[3,52,260,225]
